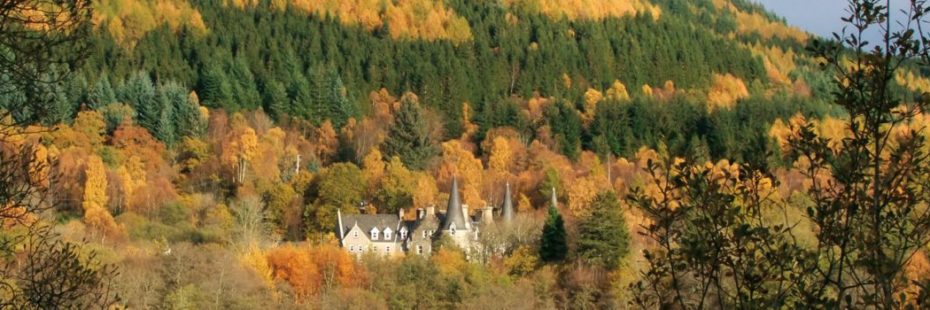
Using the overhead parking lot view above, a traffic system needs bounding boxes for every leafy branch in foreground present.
[630,0,930,308]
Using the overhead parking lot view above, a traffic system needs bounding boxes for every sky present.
[752,0,907,43]
[752,0,849,39]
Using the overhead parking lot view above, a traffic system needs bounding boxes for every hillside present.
[6,0,930,308]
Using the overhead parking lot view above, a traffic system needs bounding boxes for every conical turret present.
[502,183,514,222]
[442,177,468,231]
[550,187,558,208]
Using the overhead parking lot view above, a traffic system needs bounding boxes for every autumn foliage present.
[93,0,207,47]
[235,0,472,43]
[503,0,661,21]
[265,244,365,301]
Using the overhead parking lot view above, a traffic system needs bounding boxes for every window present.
[450,223,457,234]
[370,228,380,240]
[384,227,393,240]
[422,231,427,239]
[417,245,423,254]
[385,246,391,253]
[353,231,358,238]
[349,245,354,252]
[400,229,407,240]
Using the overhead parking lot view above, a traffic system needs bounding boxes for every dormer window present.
[400,227,408,240]
[422,230,427,239]
[384,227,393,240]
[370,228,380,240]
[450,223,457,234]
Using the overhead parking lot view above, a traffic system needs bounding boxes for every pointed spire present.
[550,186,558,209]
[502,183,514,222]
[442,177,467,231]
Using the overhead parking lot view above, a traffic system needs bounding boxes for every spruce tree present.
[539,195,568,263]
[154,82,185,145]
[261,78,288,120]
[325,66,354,128]
[120,71,156,122]
[576,191,630,270]
[199,63,233,110]
[88,75,116,110]
[382,95,439,170]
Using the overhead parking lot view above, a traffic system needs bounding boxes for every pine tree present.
[576,191,630,270]
[261,78,288,120]
[88,75,117,110]
[41,76,73,125]
[539,194,568,263]
[229,57,261,110]
[120,71,156,124]
[156,90,177,146]
[175,91,206,138]
[199,63,234,110]
[325,66,354,128]
[288,73,313,120]
[382,95,439,170]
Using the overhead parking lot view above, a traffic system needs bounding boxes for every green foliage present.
[198,62,234,109]
[120,71,156,124]
[576,191,630,270]
[374,157,416,214]
[312,162,366,209]
[305,162,366,233]
[88,75,117,110]
[539,205,567,263]
[382,96,439,170]
[545,101,582,160]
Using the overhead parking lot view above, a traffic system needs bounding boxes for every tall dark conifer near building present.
[382,94,439,170]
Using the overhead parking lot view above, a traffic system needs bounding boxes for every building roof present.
[441,178,468,230]
[339,213,403,242]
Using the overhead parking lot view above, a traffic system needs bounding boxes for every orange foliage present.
[413,173,438,209]
[314,120,339,163]
[503,0,661,21]
[606,80,631,102]
[258,0,472,43]
[362,149,386,193]
[93,0,207,47]
[82,155,124,238]
[707,73,749,110]
[582,88,604,125]
[713,0,807,43]
[896,70,930,95]
[383,0,473,43]
[431,248,467,277]
[437,140,486,208]
[265,244,365,301]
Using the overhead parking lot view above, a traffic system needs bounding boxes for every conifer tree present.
[382,94,439,170]
[262,78,288,119]
[199,63,234,109]
[576,191,630,270]
[539,189,568,263]
[121,71,156,124]
[88,75,117,110]
[325,66,354,128]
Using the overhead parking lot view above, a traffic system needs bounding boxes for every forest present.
[3,0,930,308]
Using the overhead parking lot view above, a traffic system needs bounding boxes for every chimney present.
[426,205,436,216]
[482,207,493,224]
[399,208,405,220]
[416,208,425,220]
